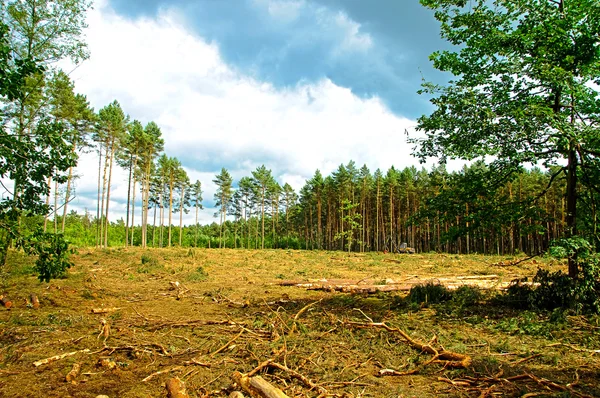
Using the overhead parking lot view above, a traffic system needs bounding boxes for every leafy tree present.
[0,20,76,267]
[415,0,600,277]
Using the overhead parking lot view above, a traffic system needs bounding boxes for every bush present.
[138,254,162,274]
[503,238,600,314]
[20,230,73,282]
[186,265,208,281]
[408,282,452,304]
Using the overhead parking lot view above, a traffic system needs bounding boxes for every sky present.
[67,0,455,225]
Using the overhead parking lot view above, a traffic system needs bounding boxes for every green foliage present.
[504,238,600,313]
[138,254,162,274]
[20,230,73,282]
[408,282,452,304]
[186,265,208,282]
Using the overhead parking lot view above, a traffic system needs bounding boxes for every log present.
[66,363,81,383]
[30,294,40,309]
[232,371,290,398]
[91,307,120,314]
[165,377,189,398]
[0,296,12,309]
[230,393,246,398]
[33,349,91,367]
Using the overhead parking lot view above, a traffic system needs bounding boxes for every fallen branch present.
[345,321,471,369]
[290,300,321,334]
[437,373,592,398]
[183,358,211,367]
[91,307,121,314]
[211,329,244,357]
[143,366,184,382]
[546,343,600,355]
[33,349,91,367]
[511,353,542,365]
[267,361,327,395]
[147,319,239,331]
[232,371,290,398]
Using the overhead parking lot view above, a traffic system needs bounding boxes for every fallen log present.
[33,349,91,367]
[91,307,120,314]
[166,377,189,398]
[229,392,246,398]
[232,371,290,398]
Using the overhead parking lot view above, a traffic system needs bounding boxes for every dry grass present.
[0,248,598,397]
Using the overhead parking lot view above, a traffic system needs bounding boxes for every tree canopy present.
[414,0,600,276]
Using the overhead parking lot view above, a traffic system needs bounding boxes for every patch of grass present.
[186,265,208,281]
[137,254,163,274]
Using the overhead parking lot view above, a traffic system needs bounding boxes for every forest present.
[0,0,598,263]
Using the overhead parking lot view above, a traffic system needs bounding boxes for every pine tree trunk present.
[179,185,185,247]
[100,141,110,248]
[104,139,115,247]
[168,177,174,247]
[125,157,132,246]
[96,145,102,247]
[261,188,265,249]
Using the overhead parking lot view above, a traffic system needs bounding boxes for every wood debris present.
[90,307,121,314]
[29,294,40,309]
[1,295,12,309]
[345,320,471,371]
[165,376,189,398]
[278,275,520,294]
[232,371,290,398]
[65,363,81,383]
[33,349,91,367]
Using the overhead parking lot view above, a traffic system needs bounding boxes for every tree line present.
[0,0,598,282]
[45,160,596,258]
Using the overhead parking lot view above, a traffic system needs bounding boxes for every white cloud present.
[67,1,418,226]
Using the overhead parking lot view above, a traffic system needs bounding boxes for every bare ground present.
[0,248,598,397]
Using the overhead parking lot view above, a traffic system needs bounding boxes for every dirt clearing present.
[0,248,598,397]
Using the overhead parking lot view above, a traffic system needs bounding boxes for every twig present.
[290,299,321,334]
[546,343,600,355]
[33,349,91,367]
[210,329,244,357]
[142,366,184,382]
[511,353,542,365]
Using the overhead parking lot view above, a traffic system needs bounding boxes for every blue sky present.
[69,0,456,224]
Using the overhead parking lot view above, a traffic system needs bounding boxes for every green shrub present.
[138,254,162,274]
[186,265,208,281]
[503,238,600,314]
[20,230,73,282]
[408,282,452,304]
